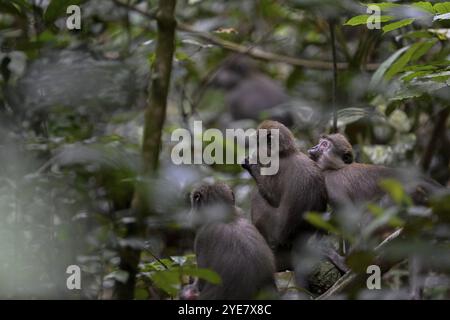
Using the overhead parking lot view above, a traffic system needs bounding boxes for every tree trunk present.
[114,0,177,300]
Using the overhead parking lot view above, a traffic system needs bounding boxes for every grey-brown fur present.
[242,120,328,270]
[212,55,292,126]
[309,133,443,208]
[191,182,276,299]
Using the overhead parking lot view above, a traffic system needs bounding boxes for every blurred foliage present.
[0,0,448,299]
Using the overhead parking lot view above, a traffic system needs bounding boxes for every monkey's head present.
[257,120,297,156]
[212,54,256,90]
[190,182,235,211]
[308,133,353,170]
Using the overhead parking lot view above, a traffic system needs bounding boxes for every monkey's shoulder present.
[282,152,323,175]
[327,163,392,179]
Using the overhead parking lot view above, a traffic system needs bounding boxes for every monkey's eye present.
[193,193,201,203]
[319,140,329,150]
[342,153,353,164]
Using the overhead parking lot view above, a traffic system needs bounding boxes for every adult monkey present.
[308,133,443,209]
[241,120,342,272]
[190,182,276,300]
[210,55,292,126]
[308,133,445,300]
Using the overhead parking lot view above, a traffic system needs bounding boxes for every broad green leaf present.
[150,270,181,297]
[370,46,409,89]
[403,64,436,72]
[304,212,339,234]
[182,267,221,285]
[410,39,437,62]
[401,30,434,39]
[434,2,450,14]
[334,107,383,127]
[344,15,371,26]
[385,42,423,80]
[344,14,393,26]
[383,18,415,34]
[402,70,433,82]
[412,2,435,14]
[367,204,405,228]
[379,178,412,206]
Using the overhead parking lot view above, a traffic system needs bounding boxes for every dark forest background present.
[0,0,449,299]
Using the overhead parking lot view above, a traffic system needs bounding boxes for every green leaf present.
[402,70,433,82]
[344,15,370,26]
[182,267,221,285]
[344,15,393,26]
[382,18,415,34]
[150,270,181,297]
[370,46,409,89]
[379,178,412,206]
[44,0,85,24]
[367,204,405,228]
[385,42,423,80]
[412,2,435,14]
[434,2,450,14]
[410,39,437,62]
[334,107,381,127]
[304,212,339,235]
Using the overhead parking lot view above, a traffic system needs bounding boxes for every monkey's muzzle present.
[308,145,320,161]
[241,157,251,170]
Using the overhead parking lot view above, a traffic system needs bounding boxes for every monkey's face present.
[308,138,330,162]
[190,183,236,224]
[308,135,353,170]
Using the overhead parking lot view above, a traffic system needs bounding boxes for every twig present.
[112,0,379,71]
[316,228,403,300]
[329,20,338,133]
[144,245,169,270]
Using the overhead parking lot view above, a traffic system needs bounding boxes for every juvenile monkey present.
[242,120,329,270]
[308,133,443,208]
[190,182,276,300]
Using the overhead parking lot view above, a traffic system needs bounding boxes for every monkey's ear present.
[342,152,353,164]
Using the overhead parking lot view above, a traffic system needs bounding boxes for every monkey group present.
[185,121,444,300]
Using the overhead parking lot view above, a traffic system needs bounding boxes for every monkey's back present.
[194,217,276,300]
[250,152,328,271]
[290,152,328,212]
[324,163,395,207]
[278,153,328,241]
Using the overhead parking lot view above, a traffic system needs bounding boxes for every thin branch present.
[329,20,338,133]
[316,228,403,300]
[112,0,379,71]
